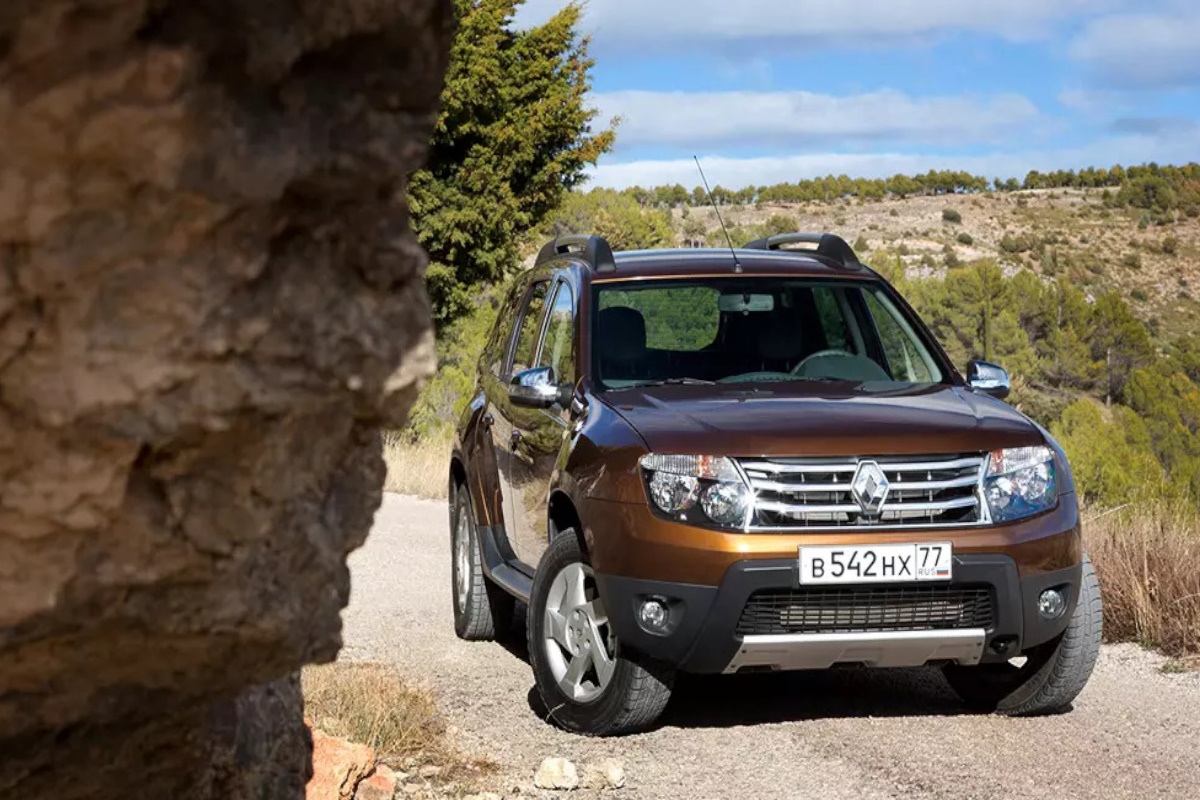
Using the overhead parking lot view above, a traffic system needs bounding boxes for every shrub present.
[764,213,798,237]
[1163,236,1180,256]
[888,208,899,217]
[955,232,974,245]
[942,208,962,223]
[853,235,869,252]
[920,253,935,268]
[1132,288,1149,302]
[1123,252,1143,269]
[999,233,1032,254]
[1138,213,1150,230]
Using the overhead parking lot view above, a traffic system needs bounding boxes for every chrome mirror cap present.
[967,359,1011,400]
[509,366,561,408]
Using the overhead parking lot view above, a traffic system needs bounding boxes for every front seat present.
[756,313,806,372]
[596,306,648,383]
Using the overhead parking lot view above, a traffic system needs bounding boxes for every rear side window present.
[484,283,524,378]
[812,287,853,352]
[510,281,550,375]
[864,290,938,383]
[598,286,719,350]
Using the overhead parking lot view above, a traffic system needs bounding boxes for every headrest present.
[757,314,805,361]
[597,306,647,361]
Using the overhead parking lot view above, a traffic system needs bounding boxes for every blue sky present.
[515,0,1200,189]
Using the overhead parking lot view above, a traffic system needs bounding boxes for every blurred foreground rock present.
[0,0,452,797]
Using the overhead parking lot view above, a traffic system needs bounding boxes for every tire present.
[527,530,675,736]
[450,483,515,641]
[943,555,1102,716]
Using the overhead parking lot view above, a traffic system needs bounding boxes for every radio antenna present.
[693,156,742,272]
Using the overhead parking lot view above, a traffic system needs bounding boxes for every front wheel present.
[527,530,674,736]
[943,555,1102,716]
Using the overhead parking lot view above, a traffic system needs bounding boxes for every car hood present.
[599,381,1043,457]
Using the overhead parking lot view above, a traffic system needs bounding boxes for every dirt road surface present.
[341,494,1200,800]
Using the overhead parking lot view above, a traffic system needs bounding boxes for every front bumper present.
[594,554,1082,674]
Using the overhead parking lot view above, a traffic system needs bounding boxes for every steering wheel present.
[791,349,856,375]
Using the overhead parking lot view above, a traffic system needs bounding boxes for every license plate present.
[799,543,953,585]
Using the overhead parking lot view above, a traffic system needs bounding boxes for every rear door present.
[509,277,577,570]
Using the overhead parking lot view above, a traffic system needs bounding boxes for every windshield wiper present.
[633,377,716,387]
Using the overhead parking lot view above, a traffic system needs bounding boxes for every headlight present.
[983,446,1057,523]
[639,454,752,529]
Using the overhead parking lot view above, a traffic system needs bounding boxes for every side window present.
[598,286,719,350]
[510,281,550,375]
[484,282,525,378]
[812,287,853,352]
[536,281,575,384]
[864,291,935,382]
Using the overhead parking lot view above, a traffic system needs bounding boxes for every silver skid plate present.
[724,628,987,673]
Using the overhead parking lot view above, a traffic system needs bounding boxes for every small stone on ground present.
[582,758,626,790]
[534,757,579,790]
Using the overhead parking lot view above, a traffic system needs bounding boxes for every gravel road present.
[341,494,1200,800]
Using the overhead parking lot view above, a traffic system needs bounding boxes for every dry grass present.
[302,662,447,762]
[302,661,497,790]
[1085,502,1200,657]
[383,431,450,499]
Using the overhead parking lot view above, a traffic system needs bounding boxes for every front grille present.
[736,586,996,636]
[739,454,986,529]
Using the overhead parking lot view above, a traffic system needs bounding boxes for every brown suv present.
[448,232,1101,735]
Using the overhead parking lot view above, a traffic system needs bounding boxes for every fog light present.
[638,598,669,632]
[1038,588,1067,620]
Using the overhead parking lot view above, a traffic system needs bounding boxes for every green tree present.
[542,189,673,250]
[1050,400,1167,506]
[1090,292,1155,405]
[411,0,614,325]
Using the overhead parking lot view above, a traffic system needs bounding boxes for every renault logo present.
[850,461,890,515]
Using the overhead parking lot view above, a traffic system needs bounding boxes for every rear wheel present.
[527,530,674,736]
[943,555,1102,715]
[450,484,515,641]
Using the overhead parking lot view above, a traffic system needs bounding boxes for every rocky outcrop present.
[0,1,451,797]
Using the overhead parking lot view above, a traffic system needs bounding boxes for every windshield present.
[592,278,947,389]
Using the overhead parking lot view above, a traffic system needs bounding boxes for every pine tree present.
[411,0,614,325]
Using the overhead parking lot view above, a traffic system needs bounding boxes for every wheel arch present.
[548,489,588,556]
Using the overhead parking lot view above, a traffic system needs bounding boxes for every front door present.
[508,279,576,570]
[493,278,551,569]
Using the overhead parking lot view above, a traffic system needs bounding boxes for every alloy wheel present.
[542,561,617,703]
[454,508,471,612]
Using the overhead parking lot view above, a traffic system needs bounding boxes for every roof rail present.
[742,232,861,270]
[535,234,617,273]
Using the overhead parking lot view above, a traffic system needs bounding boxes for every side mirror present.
[967,359,1011,400]
[509,366,571,408]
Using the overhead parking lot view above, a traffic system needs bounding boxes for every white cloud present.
[516,0,1112,47]
[585,132,1200,189]
[1069,12,1200,89]
[595,90,1039,148]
